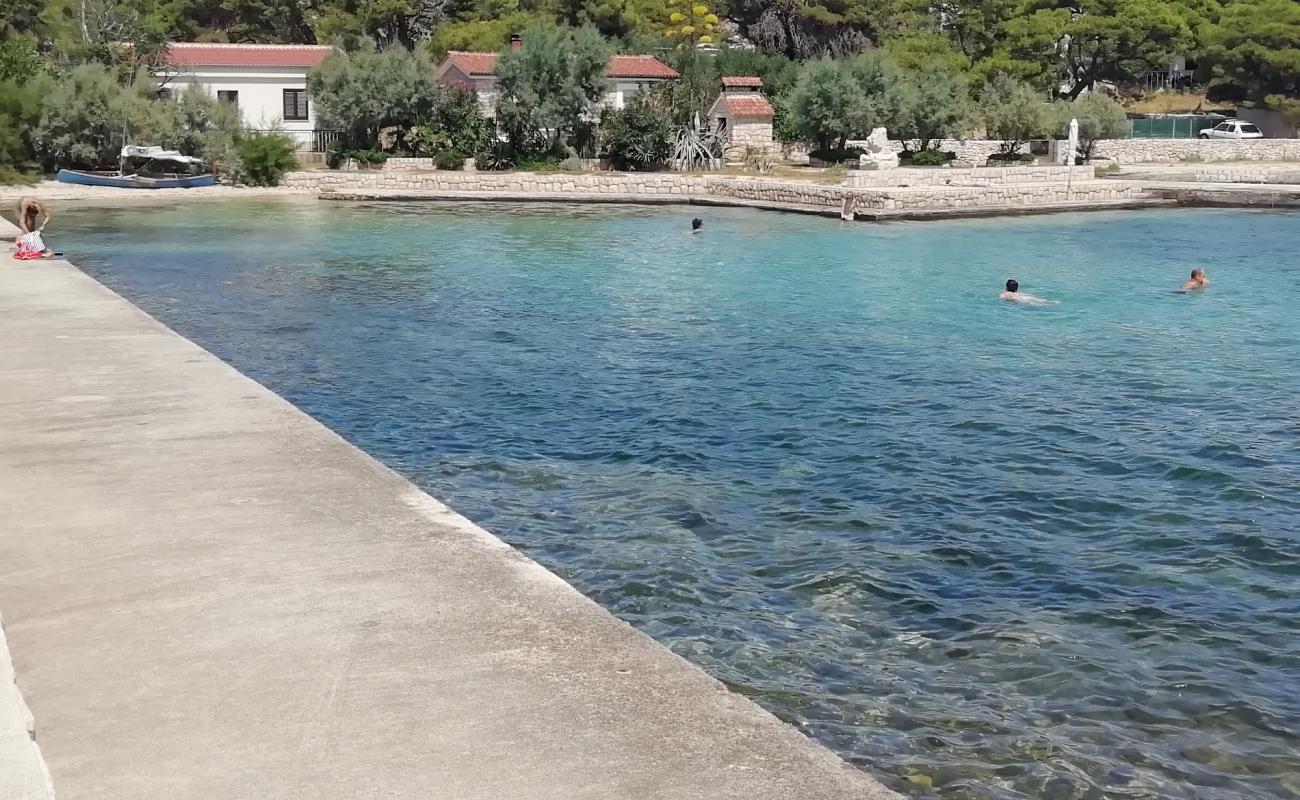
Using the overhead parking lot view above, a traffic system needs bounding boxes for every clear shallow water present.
[56,201,1299,800]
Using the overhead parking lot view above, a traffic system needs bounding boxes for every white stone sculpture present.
[858,127,899,170]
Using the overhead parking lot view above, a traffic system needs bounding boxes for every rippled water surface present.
[57,201,1300,799]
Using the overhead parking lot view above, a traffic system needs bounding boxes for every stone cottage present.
[707,77,776,160]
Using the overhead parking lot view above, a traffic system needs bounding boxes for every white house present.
[162,43,336,151]
[436,37,679,117]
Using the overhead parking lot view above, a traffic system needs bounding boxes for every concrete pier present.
[0,213,900,798]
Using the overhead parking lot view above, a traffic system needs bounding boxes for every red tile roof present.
[719,95,775,118]
[722,76,763,88]
[165,42,334,68]
[606,54,679,79]
[441,51,678,80]
[442,51,500,77]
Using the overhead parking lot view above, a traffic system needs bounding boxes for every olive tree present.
[1054,93,1128,162]
[494,24,609,155]
[977,74,1054,155]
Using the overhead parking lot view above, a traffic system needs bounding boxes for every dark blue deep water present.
[57,201,1299,800]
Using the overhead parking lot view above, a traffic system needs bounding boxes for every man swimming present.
[998,279,1053,305]
[15,197,51,234]
[691,217,703,233]
[1179,268,1210,292]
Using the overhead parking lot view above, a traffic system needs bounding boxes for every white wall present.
[169,65,317,149]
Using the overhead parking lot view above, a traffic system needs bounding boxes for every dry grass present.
[1123,93,1233,115]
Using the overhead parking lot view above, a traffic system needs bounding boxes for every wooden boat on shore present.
[56,170,216,189]
[56,145,215,189]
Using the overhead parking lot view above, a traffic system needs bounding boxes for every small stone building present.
[707,77,776,160]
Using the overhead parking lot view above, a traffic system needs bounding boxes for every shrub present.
[743,146,777,174]
[476,142,515,171]
[599,94,672,171]
[908,149,953,166]
[987,152,1038,163]
[809,146,863,164]
[237,132,297,186]
[433,149,465,170]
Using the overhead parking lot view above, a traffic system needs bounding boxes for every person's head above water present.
[691,218,702,231]
[1191,267,1206,280]
[1005,279,1019,293]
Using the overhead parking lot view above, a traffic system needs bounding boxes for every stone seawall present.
[849,165,1094,188]
[288,170,1156,217]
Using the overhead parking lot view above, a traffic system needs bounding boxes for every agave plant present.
[670,114,724,171]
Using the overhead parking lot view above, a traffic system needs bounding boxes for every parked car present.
[1199,120,1264,139]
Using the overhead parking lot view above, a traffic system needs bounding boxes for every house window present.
[217,90,239,110]
[282,89,309,121]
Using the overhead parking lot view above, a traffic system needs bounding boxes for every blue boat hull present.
[56,169,216,189]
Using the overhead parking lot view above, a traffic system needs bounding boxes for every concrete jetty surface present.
[0,215,900,799]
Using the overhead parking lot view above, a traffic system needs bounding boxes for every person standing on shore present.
[15,197,51,234]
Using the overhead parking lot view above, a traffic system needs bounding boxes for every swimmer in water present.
[691,217,702,233]
[998,279,1054,305]
[1179,267,1210,292]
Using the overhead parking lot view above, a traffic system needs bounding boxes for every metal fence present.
[1127,117,1222,139]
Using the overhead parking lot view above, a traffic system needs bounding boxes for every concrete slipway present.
[0,213,901,799]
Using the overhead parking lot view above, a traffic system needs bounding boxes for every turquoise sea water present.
[56,202,1299,800]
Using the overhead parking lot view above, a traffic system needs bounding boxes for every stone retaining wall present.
[859,181,1149,211]
[1121,164,1300,183]
[849,165,1094,188]
[1092,138,1300,163]
[288,170,1156,216]
[384,157,436,171]
[1,612,55,800]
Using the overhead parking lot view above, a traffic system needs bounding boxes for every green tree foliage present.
[894,63,969,150]
[406,86,489,158]
[599,93,672,169]
[236,130,297,184]
[783,52,898,151]
[494,24,609,154]
[1200,0,1300,107]
[29,64,155,169]
[165,0,318,44]
[164,83,243,165]
[977,73,1053,153]
[655,46,797,125]
[308,45,439,148]
[999,0,1203,98]
[0,77,42,182]
[1054,92,1127,160]
[0,34,42,82]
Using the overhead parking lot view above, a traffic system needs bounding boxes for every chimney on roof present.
[510,33,522,50]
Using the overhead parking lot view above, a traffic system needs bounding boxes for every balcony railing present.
[245,129,343,153]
